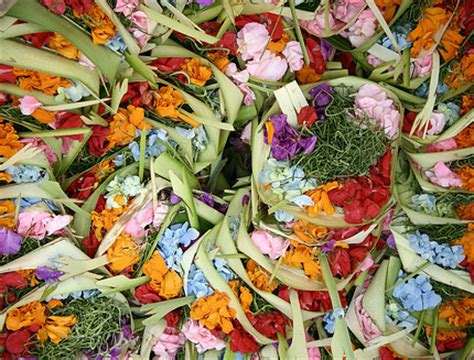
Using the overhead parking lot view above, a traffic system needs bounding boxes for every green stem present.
[412,310,425,346]
[289,0,310,66]
[429,306,439,353]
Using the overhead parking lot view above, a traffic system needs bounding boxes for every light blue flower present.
[385,301,418,329]
[107,33,127,53]
[46,289,100,301]
[415,83,450,98]
[213,257,234,282]
[393,274,441,312]
[433,244,464,269]
[176,125,208,152]
[129,128,170,161]
[437,83,449,95]
[408,230,436,262]
[15,198,58,212]
[436,102,461,126]
[290,195,314,207]
[187,264,213,298]
[323,307,345,334]
[274,210,294,223]
[6,165,48,184]
[113,153,125,166]
[411,194,437,214]
[64,81,91,102]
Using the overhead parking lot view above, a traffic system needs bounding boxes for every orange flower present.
[0,200,16,228]
[106,232,140,273]
[159,270,183,299]
[181,58,212,87]
[452,230,474,263]
[455,123,474,149]
[37,315,76,344]
[425,327,466,341]
[246,259,277,292]
[106,105,151,149]
[91,159,115,181]
[207,52,230,72]
[154,86,199,127]
[454,165,474,192]
[265,121,274,144]
[229,280,253,312]
[267,33,290,54]
[282,245,321,280]
[142,251,168,290]
[91,206,127,241]
[375,0,400,22]
[461,95,474,115]
[439,298,474,327]
[47,299,63,309]
[190,291,236,334]
[0,121,23,158]
[48,33,79,60]
[83,4,116,45]
[12,67,71,95]
[31,108,56,124]
[18,270,40,287]
[306,181,340,217]
[296,65,322,84]
[456,202,474,220]
[439,28,464,62]
[6,301,47,331]
[292,220,328,244]
[445,54,474,88]
[0,172,11,182]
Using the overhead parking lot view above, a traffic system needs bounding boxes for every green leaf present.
[287,290,309,360]
[141,296,195,326]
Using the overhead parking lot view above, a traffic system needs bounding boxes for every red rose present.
[121,82,153,107]
[66,172,97,201]
[54,112,84,141]
[23,32,53,48]
[249,312,287,340]
[229,325,258,354]
[82,230,100,257]
[40,0,66,14]
[235,13,282,40]
[297,106,318,127]
[87,125,110,156]
[6,330,32,354]
[235,15,260,29]
[0,65,16,84]
[217,32,238,56]
[165,309,181,328]
[95,195,106,212]
[135,283,161,304]
[65,0,93,15]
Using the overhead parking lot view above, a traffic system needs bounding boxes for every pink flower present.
[182,320,226,353]
[367,54,384,67]
[19,96,42,115]
[225,63,249,84]
[246,50,288,82]
[238,83,256,105]
[240,123,251,144]
[250,230,289,260]
[355,294,381,341]
[20,137,58,164]
[411,55,432,78]
[425,161,462,188]
[426,138,458,153]
[129,11,150,47]
[427,112,446,135]
[152,327,185,359]
[301,13,336,35]
[114,0,138,16]
[282,41,304,72]
[78,53,96,70]
[354,84,400,140]
[308,346,322,360]
[342,9,376,47]
[124,202,168,237]
[334,0,365,23]
[237,22,270,61]
[17,212,72,240]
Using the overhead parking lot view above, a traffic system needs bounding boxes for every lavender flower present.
[264,114,317,161]
[35,266,64,282]
[310,83,333,120]
[169,192,181,204]
[197,192,215,207]
[0,227,23,255]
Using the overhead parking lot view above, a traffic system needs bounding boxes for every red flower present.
[53,112,84,141]
[249,312,287,340]
[0,272,28,292]
[65,0,93,15]
[121,82,153,107]
[149,57,186,73]
[333,51,355,75]
[82,230,99,257]
[306,38,326,74]
[5,330,32,354]
[235,15,259,29]
[40,0,66,14]
[379,347,397,360]
[95,195,106,212]
[0,65,16,84]
[297,106,318,127]
[329,249,352,278]
[235,13,283,40]
[165,309,181,328]
[199,21,221,37]
[87,125,110,156]
[217,32,238,56]
[135,283,161,304]
[66,172,97,200]
[436,338,465,353]
[23,32,53,48]
[277,286,346,311]
[229,325,258,354]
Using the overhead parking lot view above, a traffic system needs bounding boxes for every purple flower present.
[320,40,335,61]
[321,239,336,253]
[386,234,397,250]
[264,114,317,161]
[197,192,215,207]
[309,83,333,120]
[0,227,23,255]
[169,192,181,204]
[242,195,250,206]
[218,203,228,214]
[195,0,214,7]
[35,266,64,282]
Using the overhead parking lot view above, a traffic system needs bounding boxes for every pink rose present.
[355,294,381,341]
[426,138,458,153]
[129,11,150,47]
[342,9,376,47]
[238,83,256,105]
[152,327,185,359]
[427,112,446,135]
[411,55,432,78]
[225,63,250,84]
[334,0,365,23]
[425,162,462,188]
[20,137,58,164]
[17,211,72,240]
[246,50,288,82]
[114,0,138,16]
[301,13,336,35]
[182,320,226,353]
[282,41,304,72]
[250,230,289,260]
[19,96,42,115]
[237,22,269,61]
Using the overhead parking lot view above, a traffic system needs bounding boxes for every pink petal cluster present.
[426,138,458,153]
[367,54,384,68]
[129,11,150,48]
[152,327,185,359]
[240,123,251,144]
[411,55,433,78]
[17,212,72,240]
[301,13,336,36]
[114,0,138,16]
[181,320,226,353]
[225,63,256,105]
[425,162,462,188]
[124,202,169,237]
[237,22,270,61]
[250,230,289,260]
[427,112,446,135]
[20,137,58,164]
[282,41,304,72]
[19,96,42,115]
[341,9,377,47]
[334,0,365,23]
[246,50,288,82]
[355,294,381,341]
[79,53,96,70]
[354,84,400,140]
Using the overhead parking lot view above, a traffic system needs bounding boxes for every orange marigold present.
[37,315,77,344]
[0,121,23,158]
[106,105,151,149]
[267,32,290,54]
[246,259,277,292]
[12,67,71,95]
[229,280,253,312]
[306,181,340,217]
[456,202,474,220]
[83,4,116,45]
[425,327,466,341]
[454,165,474,192]
[91,206,127,241]
[48,33,79,60]
[445,54,474,88]
[0,200,16,228]
[154,86,199,127]
[181,58,212,87]
[460,95,474,115]
[455,123,474,149]
[142,251,183,299]
[282,245,321,280]
[439,298,474,327]
[453,230,474,263]
[106,232,140,273]
[6,301,47,331]
[207,52,230,72]
[296,65,322,84]
[190,291,236,334]
[31,108,56,124]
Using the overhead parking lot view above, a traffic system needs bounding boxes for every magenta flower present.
[0,227,23,255]
[310,83,333,120]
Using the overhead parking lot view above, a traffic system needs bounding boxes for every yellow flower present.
[292,220,328,244]
[246,259,277,292]
[106,232,140,273]
[181,58,212,87]
[31,108,56,124]
[306,181,340,217]
[106,105,151,149]
[154,86,199,127]
[229,280,253,312]
[48,33,79,60]
[282,245,321,280]
[37,315,77,344]
[159,270,183,300]
[0,121,23,158]
[0,199,16,228]
[91,206,128,241]
[190,291,236,334]
[6,301,47,331]
[83,4,116,45]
